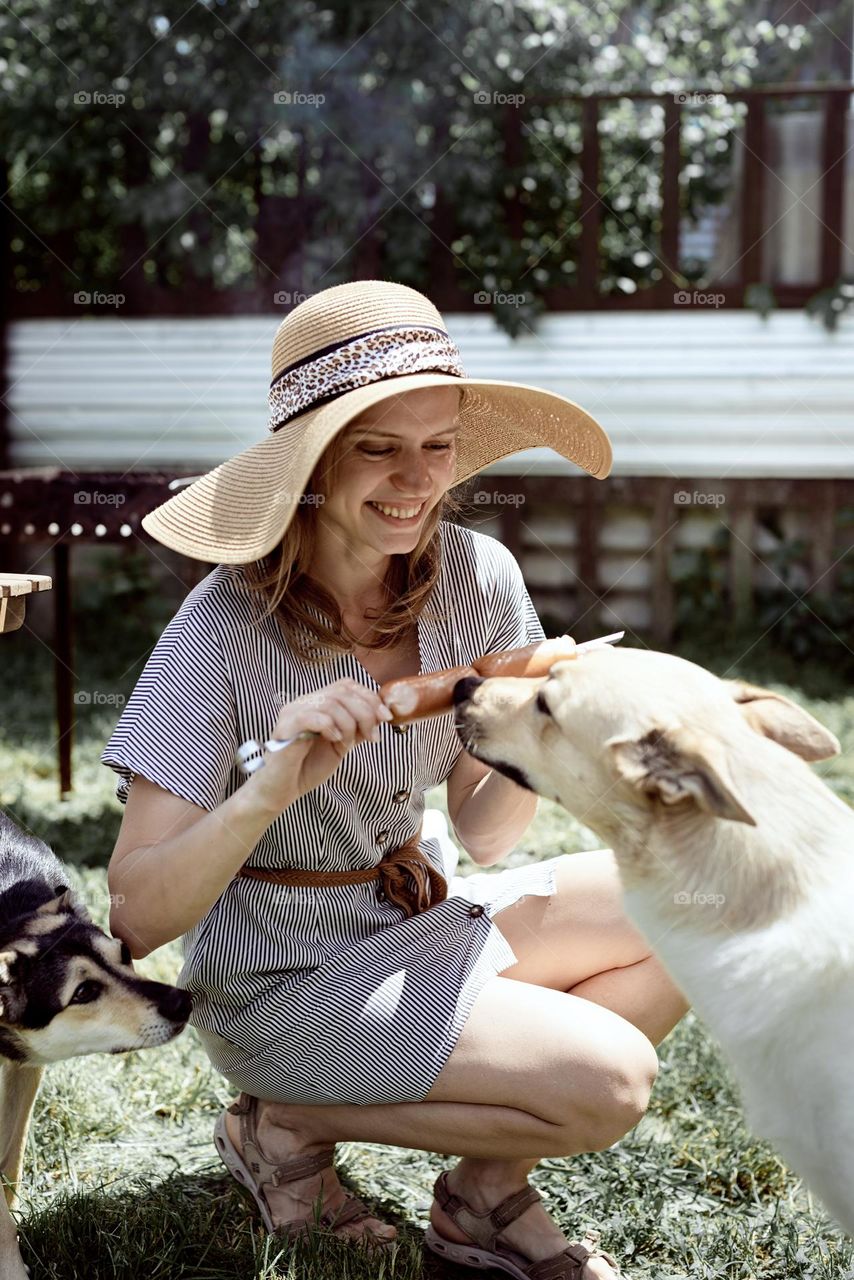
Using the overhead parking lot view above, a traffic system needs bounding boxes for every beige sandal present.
[213,1092,394,1248]
[424,1170,622,1278]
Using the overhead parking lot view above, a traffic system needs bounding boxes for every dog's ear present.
[725,679,840,762]
[36,885,71,913]
[37,885,89,921]
[609,725,756,826]
[0,949,26,1022]
[0,950,18,985]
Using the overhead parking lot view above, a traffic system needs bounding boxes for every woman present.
[102,281,690,1280]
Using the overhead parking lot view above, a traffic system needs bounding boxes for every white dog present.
[452,647,854,1235]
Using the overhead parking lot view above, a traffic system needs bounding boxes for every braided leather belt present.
[235,822,448,920]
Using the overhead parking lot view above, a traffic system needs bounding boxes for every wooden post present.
[0,158,9,471]
[503,102,525,244]
[500,493,523,563]
[740,94,766,291]
[810,479,837,596]
[578,97,601,306]
[659,96,681,303]
[819,89,848,286]
[729,506,754,627]
[429,117,462,308]
[650,483,675,644]
[53,543,74,799]
[576,483,601,632]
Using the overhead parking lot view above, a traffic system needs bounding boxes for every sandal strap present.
[527,1237,622,1279]
[275,1193,381,1241]
[322,1194,373,1229]
[491,1183,543,1231]
[229,1092,335,1190]
[432,1171,620,1276]
[432,1170,542,1251]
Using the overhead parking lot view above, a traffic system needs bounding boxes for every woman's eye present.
[358,443,454,457]
[70,979,103,1005]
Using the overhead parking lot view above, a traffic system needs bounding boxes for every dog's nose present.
[453,675,484,706]
[158,985,194,1022]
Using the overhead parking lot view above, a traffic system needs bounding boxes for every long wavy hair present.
[238,392,473,667]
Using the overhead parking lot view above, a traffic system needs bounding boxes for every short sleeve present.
[100,593,237,811]
[484,540,546,652]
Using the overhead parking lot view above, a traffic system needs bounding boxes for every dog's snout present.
[158,985,193,1022]
[453,675,484,706]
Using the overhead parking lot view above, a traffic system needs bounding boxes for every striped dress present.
[101,520,563,1105]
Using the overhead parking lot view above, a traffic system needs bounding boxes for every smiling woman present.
[96,281,681,1278]
[241,384,466,665]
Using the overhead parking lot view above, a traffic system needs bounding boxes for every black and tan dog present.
[0,809,192,1280]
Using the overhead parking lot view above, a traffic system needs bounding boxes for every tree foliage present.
[0,0,828,327]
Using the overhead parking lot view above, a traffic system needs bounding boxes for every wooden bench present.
[0,573,52,634]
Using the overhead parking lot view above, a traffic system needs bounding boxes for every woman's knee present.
[564,1023,658,1152]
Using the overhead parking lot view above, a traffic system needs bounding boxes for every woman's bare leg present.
[223,959,673,1266]
[224,851,689,1268]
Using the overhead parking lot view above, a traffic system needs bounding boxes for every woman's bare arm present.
[107,676,393,958]
[108,774,289,960]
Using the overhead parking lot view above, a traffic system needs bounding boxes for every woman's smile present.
[365,499,428,525]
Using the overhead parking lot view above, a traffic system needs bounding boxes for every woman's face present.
[318,386,461,559]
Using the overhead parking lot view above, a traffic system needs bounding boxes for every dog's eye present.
[535,690,553,718]
[119,942,132,966]
[70,979,102,1005]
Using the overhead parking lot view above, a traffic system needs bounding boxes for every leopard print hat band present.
[267,323,467,432]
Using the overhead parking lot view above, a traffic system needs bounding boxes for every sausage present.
[475,635,577,678]
[381,664,479,722]
[379,636,577,725]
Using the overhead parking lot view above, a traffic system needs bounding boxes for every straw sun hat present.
[141,280,613,564]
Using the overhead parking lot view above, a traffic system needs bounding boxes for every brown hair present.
[239,400,471,667]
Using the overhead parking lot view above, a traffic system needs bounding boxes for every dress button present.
[375,830,390,848]
[392,788,409,804]
[391,723,411,735]
[468,904,485,918]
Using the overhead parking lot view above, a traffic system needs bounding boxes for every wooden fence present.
[1,467,852,794]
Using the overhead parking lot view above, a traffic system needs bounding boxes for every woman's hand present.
[245,678,393,817]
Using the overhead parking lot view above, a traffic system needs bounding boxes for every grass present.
[2,570,854,1277]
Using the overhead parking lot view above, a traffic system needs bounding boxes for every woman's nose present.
[391,451,431,489]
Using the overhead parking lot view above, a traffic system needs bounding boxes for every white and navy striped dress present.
[101,520,563,1105]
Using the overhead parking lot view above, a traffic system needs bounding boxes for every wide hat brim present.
[141,371,613,564]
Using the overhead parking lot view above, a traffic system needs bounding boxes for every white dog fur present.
[454,647,854,1235]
